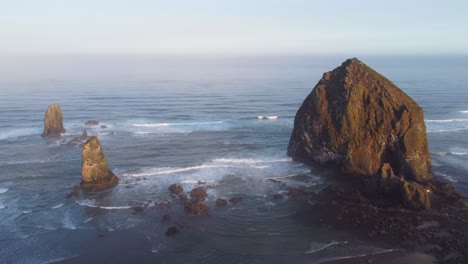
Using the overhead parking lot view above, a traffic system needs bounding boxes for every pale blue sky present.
[1,0,467,55]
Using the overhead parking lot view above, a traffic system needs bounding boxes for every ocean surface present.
[0,55,467,263]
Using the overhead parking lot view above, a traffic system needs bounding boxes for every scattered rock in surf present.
[272,194,284,200]
[190,187,208,202]
[80,136,119,191]
[161,214,171,223]
[66,129,90,146]
[179,193,188,202]
[185,201,209,216]
[228,197,243,204]
[165,226,178,236]
[100,125,107,129]
[169,184,184,195]
[42,104,66,138]
[85,120,99,126]
[216,198,228,206]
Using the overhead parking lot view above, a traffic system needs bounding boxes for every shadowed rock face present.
[81,136,118,191]
[288,58,432,182]
[42,104,66,138]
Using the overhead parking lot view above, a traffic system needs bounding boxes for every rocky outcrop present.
[288,58,431,182]
[287,58,437,209]
[42,104,66,138]
[81,136,118,191]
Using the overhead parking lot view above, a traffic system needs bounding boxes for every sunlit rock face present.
[81,136,118,191]
[42,104,66,138]
[288,58,432,183]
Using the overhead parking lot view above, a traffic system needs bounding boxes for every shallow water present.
[0,55,467,263]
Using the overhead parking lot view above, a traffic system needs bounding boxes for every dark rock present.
[100,125,107,129]
[400,180,431,210]
[42,104,66,138]
[228,197,243,204]
[165,226,178,236]
[287,187,307,197]
[133,206,144,213]
[169,184,183,195]
[185,201,209,216]
[190,187,208,202]
[216,198,228,206]
[80,136,119,191]
[66,129,90,146]
[161,214,171,223]
[85,120,99,126]
[273,193,284,200]
[179,193,188,202]
[288,58,432,182]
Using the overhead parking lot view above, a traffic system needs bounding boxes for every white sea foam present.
[75,199,132,210]
[213,158,261,164]
[425,119,468,123]
[427,127,468,133]
[124,164,268,177]
[257,116,278,120]
[458,110,468,113]
[51,203,65,209]
[305,241,348,254]
[0,127,40,141]
[0,187,9,194]
[132,121,223,127]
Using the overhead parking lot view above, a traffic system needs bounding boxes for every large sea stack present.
[81,136,118,191]
[288,58,433,209]
[42,104,66,138]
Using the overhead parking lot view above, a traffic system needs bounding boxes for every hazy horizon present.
[2,0,468,55]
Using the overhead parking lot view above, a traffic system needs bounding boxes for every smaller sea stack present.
[81,136,118,191]
[42,104,66,138]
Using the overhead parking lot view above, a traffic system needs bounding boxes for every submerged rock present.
[85,120,99,126]
[42,104,66,138]
[80,136,119,191]
[190,187,208,202]
[66,129,90,146]
[288,58,431,182]
[216,198,228,206]
[169,184,184,195]
[165,226,178,236]
[185,201,209,216]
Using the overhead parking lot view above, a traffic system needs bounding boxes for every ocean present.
[0,54,467,263]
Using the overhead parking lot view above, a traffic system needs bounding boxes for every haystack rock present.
[42,104,66,138]
[288,58,433,209]
[81,136,118,191]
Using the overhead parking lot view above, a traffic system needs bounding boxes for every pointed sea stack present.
[81,136,118,191]
[288,58,433,209]
[42,104,66,138]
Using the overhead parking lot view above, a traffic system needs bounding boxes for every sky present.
[1,0,468,55]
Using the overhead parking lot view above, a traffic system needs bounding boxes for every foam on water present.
[75,199,132,210]
[0,187,9,194]
[458,110,468,113]
[0,127,41,141]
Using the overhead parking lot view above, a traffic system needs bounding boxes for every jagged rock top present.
[42,104,66,138]
[288,58,432,182]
